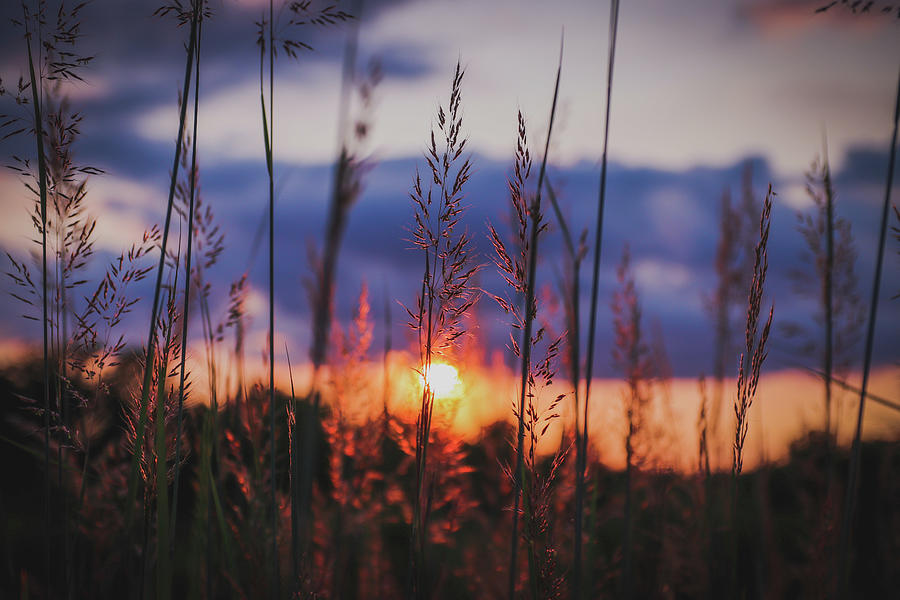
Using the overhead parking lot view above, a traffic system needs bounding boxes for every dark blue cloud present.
[122,145,891,378]
[837,147,896,188]
[3,136,897,378]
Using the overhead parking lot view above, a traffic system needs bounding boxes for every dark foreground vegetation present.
[1,357,899,599]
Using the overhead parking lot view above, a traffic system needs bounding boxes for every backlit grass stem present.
[508,36,562,600]
[125,0,199,533]
[406,60,477,599]
[170,9,203,547]
[731,186,774,597]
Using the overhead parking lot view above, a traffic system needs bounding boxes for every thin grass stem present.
[298,1,362,579]
[509,35,563,600]
[125,2,199,533]
[263,1,279,596]
[578,4,618,592]
[170,9,202,546]
[836,63,900,600]
[21,3,53,588]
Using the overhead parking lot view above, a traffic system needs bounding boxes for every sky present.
[0,0,898,402]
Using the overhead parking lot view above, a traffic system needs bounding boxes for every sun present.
[422,362,462,399]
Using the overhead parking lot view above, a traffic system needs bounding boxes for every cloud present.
[742,1,899,34]
[87,177,165,252]
[6,0,898,179]
[0,171,156,256]
[633,258,694,295]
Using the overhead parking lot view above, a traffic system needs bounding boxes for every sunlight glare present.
[423,363,462,399]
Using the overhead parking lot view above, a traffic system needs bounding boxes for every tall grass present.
[821,148,836,452]
[406,61,477,599]
[731,187,773,477]
[0,2,96,592]
[169,6,203,554]
[23,2,53,588]
[781,147,864,457]
[698,169,762,595]
[256,2,278,593]
[708,188,739,453]
[578,2,619,594]
[837,64,900,599]
[731,185,774,596]
[255,4,352,591]
[44,95,93,600]
[697,375,711,477]
[490,105,566,597]
[125,1,200,546]
[520,363,567,599]
[544,174,588,597]
[509,44,562,600]
[121,255,184,598]
[153,253,179,600]
[322,283,377,597]
[299,1,361,581]
[781,149,866,591]
[382,282,393,415]
[610,243,651,599]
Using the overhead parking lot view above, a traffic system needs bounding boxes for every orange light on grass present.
[422,363,462,399]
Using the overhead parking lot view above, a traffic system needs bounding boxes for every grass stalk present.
[544,176,587,599]
[697,374,714,592]
[508,37,562,600]
[730,186,774,596]
[155,302,173,600]
[821,138,835,454]
[405,235,434,597]
[610,244,649,600]
[298,1,362,578]
[836,63,900,599]
[258,0,279,595]
[255,26,357,588]
[382,282,392,416]
[125,1,199,533]
[576,1,619,596]
[805,368,900,413]
[170,9,203,546]
[406,59,476,598]
[22,5,52,588]
[544,177,583,444]
[194,206,221,597]
[710,189,736,467]
[408,151,435,600]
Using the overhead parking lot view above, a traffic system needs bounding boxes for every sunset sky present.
[0,0,897,402]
